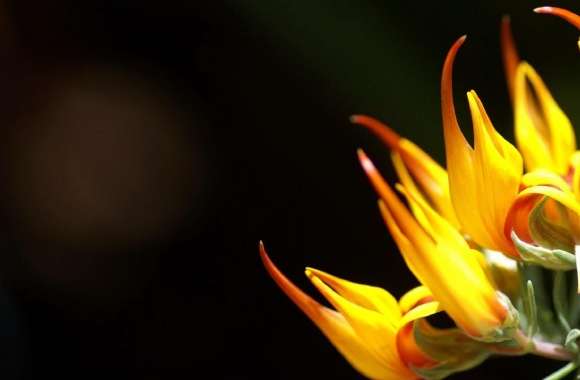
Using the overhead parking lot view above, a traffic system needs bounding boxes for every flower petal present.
[500,16,520,100]
[306,270,415,378]
[441,36,522,255]
[399,286,433,314]
[304,267,401,322]
[534,6,580,49]
[522,170,571,191]
[396,301,441,369]
[351,114,400,149]
[353,116,458,227]
[259,243,406,379]
[534,7,580,28]
[513,62,575,174]
[375,179,507,338]
[469,90,523,255]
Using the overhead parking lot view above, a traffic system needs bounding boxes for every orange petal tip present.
[533,6,553,14]
[350,115,400,149]
[259,241,270,265]
[357,149,376,175]
[533,6,580,28]
[349,115,361,123]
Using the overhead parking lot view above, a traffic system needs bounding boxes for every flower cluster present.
[261,6,580,379]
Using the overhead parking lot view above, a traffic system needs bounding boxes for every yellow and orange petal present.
[260,242,429,379]
[514,62,575,174]
[352,115,459,228]
[500,17,520,100]
[358,150,508,339]
[502,16,576,175]
[442,36,522,257]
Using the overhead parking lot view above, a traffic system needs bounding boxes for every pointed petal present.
[501,16,520,100]
[441,35,522,254]
[517,186,580,215]
[259,243,405,379]
[396,184,468,251]
[304,267,401,322]
[514,62,575,174]
[534,7,580,28]
[377,182,507,338]
[399,286,433,314]
[396,141,459,228]
[522,170,571,191]
[306,270,416,378]
[399,301,442,328]
[468,90,522,255]
[441,37,493,250]
[351,114,400,149]
[353,116,457,227]
[396,301,441,369]
[536,7,580,49]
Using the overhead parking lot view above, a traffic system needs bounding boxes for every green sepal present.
[564,329,580,351]
[410,320,490,380]
[512,231,575,271]
[528,198,574,252]
[517,264,562,341]
[476,291,520,343]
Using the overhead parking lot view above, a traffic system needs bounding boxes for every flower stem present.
[513,330,574,361]
[543,361,578,380]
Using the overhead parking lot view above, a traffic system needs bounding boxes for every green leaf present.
[512,231,576,271]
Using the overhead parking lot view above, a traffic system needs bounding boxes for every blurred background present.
[0,0,574,379]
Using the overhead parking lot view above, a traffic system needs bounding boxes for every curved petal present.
[353,116,458,227]
[304,267,401,322]
[468,90,523,255]
[513,62,575,174]
[306,271,415,378]
[517,185,580,215]
[500,16,520,100]
[522,170,571,191]
[534,7,580,28]
[399,286,433,314]
[372,170,507,338]
[259,243,410,379]
[535,6,580,49]
[441,36,522,255]
[351,114,400,149]
[396,302,441,369]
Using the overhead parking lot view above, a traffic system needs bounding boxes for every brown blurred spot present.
[3,65,206,302]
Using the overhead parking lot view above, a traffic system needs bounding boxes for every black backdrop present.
[0,1,575,379]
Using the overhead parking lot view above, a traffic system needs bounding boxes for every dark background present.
[0,1,575,379]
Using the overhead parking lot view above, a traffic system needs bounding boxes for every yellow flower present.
[500,13,580,266]
[259,242,438,379]
[261,6,580,378]
[357,150,514,340]
[441,36,523,257]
